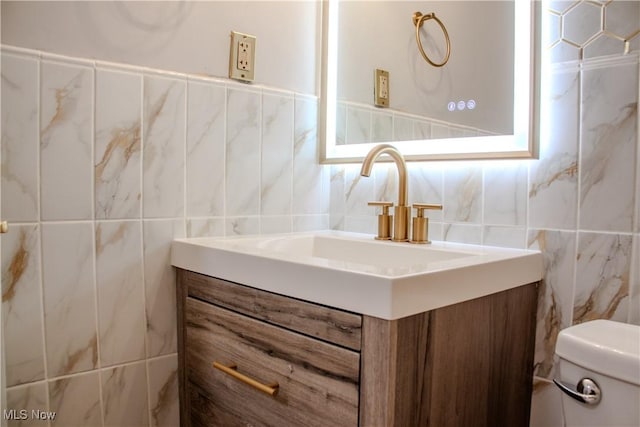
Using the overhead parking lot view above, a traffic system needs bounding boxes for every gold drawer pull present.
[213,362,279,396]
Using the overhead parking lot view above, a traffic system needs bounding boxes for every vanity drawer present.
[181,269,362,351]
[185,296,360,427]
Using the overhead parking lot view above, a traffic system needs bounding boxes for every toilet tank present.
[555,320,640,427]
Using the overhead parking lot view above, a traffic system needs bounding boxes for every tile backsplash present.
[335,100,496,145]
[330,4,640,425]
[2,1,639,426]
[1,45,328,426]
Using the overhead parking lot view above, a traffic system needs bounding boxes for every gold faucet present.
[360,144,410,242]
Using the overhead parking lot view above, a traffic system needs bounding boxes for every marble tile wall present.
[1,45,327,426]
[2,1,638,426]
[331,3,640,425]
[336,100,494,145]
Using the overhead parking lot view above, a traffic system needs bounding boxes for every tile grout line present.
[91,65,106,427]
[223,85,228,235]
[141,75,153,427]
[35,57,52,426]
[258,88,264,234]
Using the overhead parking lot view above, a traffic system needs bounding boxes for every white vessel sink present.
[171,230,542,320]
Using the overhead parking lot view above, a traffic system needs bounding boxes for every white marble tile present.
[186,81,225,217]
[96,221,146,366]
[547,10,561,46]
[583,33,626,59]
[483,161,527,226]
[407,163,443,222]
[392,116,414,141]
[225,217,260,236]
[329,165,346,218]
[550,40,581,63]
[260,216,292,234]
[371,111,392,142]
[449,127,466,138]
[148,355,179,427]
[335,102,346,145]
[225,88,260,216]
[95,68,142,220]
[2,224,44,386]
[563,1,602,46]
[528,229,577,380]
[427,222,444,241]
[143,219,184,358]
[261,93,293,215]
[344,216,377,234]
[330,215,345,231]
[604,0,640,39]
[42,223,97,377]
[1,53,39,222]
[483,226,527,249]
[373,163,397,204]
[6,382,48,427]
[414,121,432,139]
[530,69,579,229]
[636,148,640,233]
[443,163,483,223]
[293,215,329,232]
[629,234,639,325]
[574,232,633,323]
[431,123,449,139]
[186,217,224,238]
[329,164,346,230]
[143,75,185,218]
[579,62,637,232]
[442,224,482,244]
[629,34,640,54]
[49,372,102,427]
[345,166,374,217]
[530,378,564,427]
[101,362,148,427]
[40,61,93,221]
[293,96,327,215]
[345,106,370,144]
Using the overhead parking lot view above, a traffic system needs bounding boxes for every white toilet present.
[554,319,640,427]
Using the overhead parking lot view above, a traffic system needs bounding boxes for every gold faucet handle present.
[412,203,443,217]
[368,201,394,240]
[368,201,394,215]
[411,203,442,244]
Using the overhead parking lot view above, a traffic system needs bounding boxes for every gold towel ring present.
[412,12,451,67]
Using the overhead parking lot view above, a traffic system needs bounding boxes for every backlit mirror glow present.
[320,0,539,163]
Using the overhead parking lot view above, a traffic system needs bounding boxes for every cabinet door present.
[186,297,359,427]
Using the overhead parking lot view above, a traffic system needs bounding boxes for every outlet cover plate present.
[229,31,256,82]
[374,68,389,107]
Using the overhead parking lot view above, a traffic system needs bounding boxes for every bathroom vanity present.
[173,231,542,427]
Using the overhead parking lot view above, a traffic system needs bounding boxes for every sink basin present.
[171,230,542,319]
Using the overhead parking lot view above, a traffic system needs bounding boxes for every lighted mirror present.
[320,0,540,163]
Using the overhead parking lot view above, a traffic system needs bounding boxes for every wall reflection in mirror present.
[337,1,514,145]
[321,0,537,162]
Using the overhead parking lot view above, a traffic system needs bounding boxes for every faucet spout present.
[360,144,410,241]
[360,144,408,207]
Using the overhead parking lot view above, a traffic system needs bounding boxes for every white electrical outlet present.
[379,75,388,99]
[374,69,390,107]
[229,31,256,82]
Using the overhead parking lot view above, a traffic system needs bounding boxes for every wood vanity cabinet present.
[176,269,538,427]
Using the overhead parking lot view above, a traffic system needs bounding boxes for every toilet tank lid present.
[556,320,640,386]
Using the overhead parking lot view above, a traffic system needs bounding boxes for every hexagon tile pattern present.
[547,0,640,62]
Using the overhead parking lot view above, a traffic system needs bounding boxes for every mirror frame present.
[319,0,541,164]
